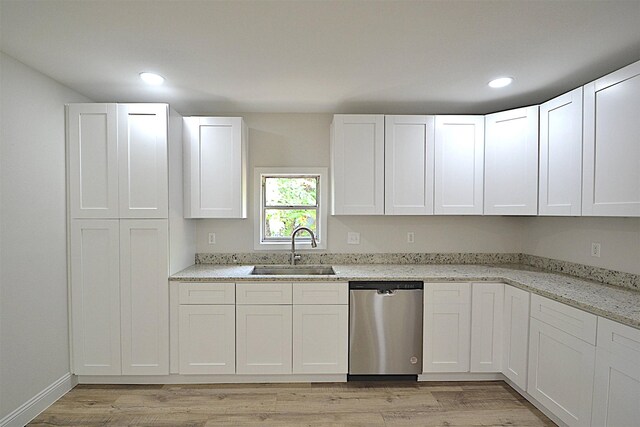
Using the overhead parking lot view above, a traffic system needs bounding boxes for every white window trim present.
[254,167,328,250]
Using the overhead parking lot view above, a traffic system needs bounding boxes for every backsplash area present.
[195,252,639,291]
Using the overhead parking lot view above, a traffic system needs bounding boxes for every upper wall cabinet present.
[539,88,583,216]
[331,115,385,215]
[183,117,248,219]
[484,106,539,215]
[434,116,484,215]
[385,115,435,215]
[583,60,640,217]
[67,103,169,219]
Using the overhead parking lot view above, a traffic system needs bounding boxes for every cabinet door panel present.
[470,283,503,372]
[434,116,484,214]
[120,219,169,375]
[179,305,235,374]
[70,220,121,375]
[539,88,583,216]
[385,115,435,215]
[118,104,168,218]
[293,305,348,374]
[583,60,640,216]
[68,104,118,218]
[331,115,385,215]
[502,285,530,390]
[592,347,640,427]
[185,117,246,218]
[484,106,539,215]
[236,305,292,374]
[528,318,595,426]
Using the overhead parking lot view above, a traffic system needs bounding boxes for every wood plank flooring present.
[29,381,556,426]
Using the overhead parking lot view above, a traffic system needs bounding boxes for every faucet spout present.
[291,226,317,265]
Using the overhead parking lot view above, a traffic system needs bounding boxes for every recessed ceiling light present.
[139,72,165,85]
[488,77,513,88]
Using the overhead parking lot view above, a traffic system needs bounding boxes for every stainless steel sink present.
[251,265,336,276]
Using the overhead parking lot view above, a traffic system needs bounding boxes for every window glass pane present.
[264,208,317,239]
[265,177,317,206]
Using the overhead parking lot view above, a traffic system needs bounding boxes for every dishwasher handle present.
[350,281,423,291]
[376,289,396,295]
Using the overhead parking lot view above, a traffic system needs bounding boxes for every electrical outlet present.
[407,232,415,243]
[347,232,360,245]
[208,232,216,245]
[591,242,601,258]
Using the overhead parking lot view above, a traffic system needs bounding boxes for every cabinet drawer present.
[236,282,292,305]
[424,282,470,305]
[597,317,640,361]
[179,283,235,305]
[293,282,348,305]
[530,294,597,344]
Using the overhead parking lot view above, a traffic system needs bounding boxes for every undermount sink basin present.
[251,265,336,276]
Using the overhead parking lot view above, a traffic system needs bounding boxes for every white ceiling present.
[2,0,640,115]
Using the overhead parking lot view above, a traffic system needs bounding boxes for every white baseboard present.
[0,372,76,427]
[78,373,347,384]
[418,372,503,381]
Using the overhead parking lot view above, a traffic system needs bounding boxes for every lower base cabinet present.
[527,318,595,426]
[178,305,235,374]
[293,305,348,374]
[236,305,293,374]
[502,285,530,390]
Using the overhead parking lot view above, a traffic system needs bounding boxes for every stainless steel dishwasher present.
[349,281,423,376]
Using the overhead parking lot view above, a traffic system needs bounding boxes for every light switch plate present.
[347,232,360,245]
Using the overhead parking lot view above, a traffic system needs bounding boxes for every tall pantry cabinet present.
[67,103,194,376]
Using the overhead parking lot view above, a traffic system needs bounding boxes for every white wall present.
[0,52,90,419]
[196,113,525,254]
[522,217,640,275]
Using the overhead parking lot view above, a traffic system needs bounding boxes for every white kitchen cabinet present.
[423,283,471,373]
[331,114,385,215]
[117,104,168,218]
[591,317,640,427]
[67,103,119,219]
[70,220,121,375]
[384,115,435,215]
[434,116,484,215]
[179,305,236,375]
[470,283,503,372]
[484,106,539,215]
[119,219,169,375]
[183,116,247,218]
[528,317,596,426]
[236,305,292,374]
[502,285,530,390]
[583,60,640,216]
[293,305,348,374]
[539,88,583,216]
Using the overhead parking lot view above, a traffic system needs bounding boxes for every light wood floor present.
[29,381,556,426]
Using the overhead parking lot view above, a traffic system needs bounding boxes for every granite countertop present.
[171,263,640,330]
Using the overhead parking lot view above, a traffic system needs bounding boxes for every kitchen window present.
[254,167,327,250]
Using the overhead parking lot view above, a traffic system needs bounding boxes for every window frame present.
[254,167,328,250]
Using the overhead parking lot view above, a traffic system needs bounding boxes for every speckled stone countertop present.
[170,263,640,330]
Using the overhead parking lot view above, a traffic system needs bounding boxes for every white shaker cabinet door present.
[293,305,348,374]
[120,219,169,375]
[70,220,121,375]
[178,305,236,375]
[423,283,471,373]
[236,305,292,374]
[484,106,539,215]
[527,318,595,427]
[384,115,435,215]
[331,115,385,215]
[539,88,583,216]
[470,283,504,373]
[67,103,119,219]
[434,115,484,215]
[117,104,168,218]
[183,116,247,218]
[583,60,640,216]
[502,285,530,390]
